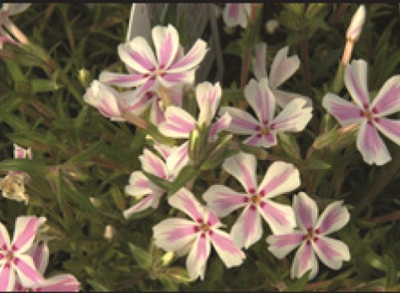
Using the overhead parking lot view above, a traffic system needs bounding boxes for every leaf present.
[158,274,179,291]
[167,165,199,198]
[31,78,61,93]
[284,270,311,291]
[0,159,46,176]
[128,243,152,269]
[86,279,111,292]
[306,155,331,170]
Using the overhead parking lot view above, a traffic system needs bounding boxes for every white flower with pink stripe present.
[266,192,350,280]
[203,152,299,249]
[220,78,312,149]
[123,143,189,219]
[322,59,400,165]
[253,43,312,108]
[153,188,245,280]
[99,24,208,97]
[222,3,251,28]
[14,241,80,291]
[0,216,46,291]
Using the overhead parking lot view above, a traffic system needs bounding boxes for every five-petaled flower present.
[322,59,400,165]
[14,241,80,292]
[220,78,312,148]
[123,143,189,219]
[266,192,350,280]
[99,24,208,97]
[222,3,251,29]
[0,216,46,291]
[253,43,312,108]
[203,152,299,249]
[153,188,245,280]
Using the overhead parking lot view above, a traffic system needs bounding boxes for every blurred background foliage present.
[1,3,400,291]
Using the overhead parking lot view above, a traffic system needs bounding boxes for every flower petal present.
[219,106,260,135]
[203,185,248,218]
[166,142,190,179]
[253,42,268,80]
[209,112,232,139]
[99,71,148,88]
[12,216,46,253]
[152,25,179,70]
[274,89,313,109]
[210,229,245,268]
[118,37,157,73]
[158,106,196,139]
[222,152,257,193]
[2,4,31,16]
[269,46,300,89]
[13,255,45,287]
[37,274,80,292]
[270,98,313,132]
[345,59,370,109]
[258,199,296,234]
[0,262,16,292]
[186,233,211,280]
[231,205,262,249]
[0,222,11,250]
[370,75,400,116]
[168,188,205,222]
[153,218,198,252]
[119,90,154,116]
[30,242,49,275]
[168,39,208,73]
[315,201,350,235]
[356,120,391,165]
[222,3,251,28]
[123,192,162,219]
[158,71,196,88]
[266,231,305,259]
[258,161,300,199]
[290,241,319,280]
[196,82,222,122]
[322,93,363,126]
[125,171,157,196]
[293,192,318,232]
[312,236,350,270]
[140,149,168,179]
[244,133,277,148]
[149,97,166,125]
[244,78,275,125]
[374,117,400,146]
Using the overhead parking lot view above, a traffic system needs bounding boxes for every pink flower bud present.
[346,5,366,42]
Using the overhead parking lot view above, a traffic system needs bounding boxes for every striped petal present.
[99,71,148,89]
[356,120,391,165]
[125,171,156,196]
[152,25,179,70]
[231,205,262,249]
[245,78,275,125]
[258,161,300,199]
[220,106,260,135]
[30,242,49,275]
[158,106,196,139]
[345,59,370,109]
[168,188,205,222]
[374,117,400,146]
[222,152,257,193]
[0,222,11,250]
[274,89,313,109]
[210,229,245,268]
[370,75,400,116]
[140,149,168,179]
[37,274,80,292]
[312,236,350,270]
[119,90,154,116]
[322,93,363,126]
[168,39,208,73]
[290,241,319,280]
[118,37,156,73]
[166,142,189,179]
[269,46,300,90]
[123,192,162,219]
[12,216,46,253]
[266,231,305,259]
[203,185,248,218]
[244,132,277,148]
[158,70,196,88]
[253,42,268,80]
[0,262,16,292]
[196,82,222,122]
[209,112,232,139]
[186,233,211,280]
[315,201,350,235]
[270,98,313,132]
[222,3,251,28]
[13,255,45,287]
[258,199,296,234]
[293,192,318,232]
[153,218,198,252]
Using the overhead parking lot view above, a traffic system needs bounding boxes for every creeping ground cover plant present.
[1,2,400,292]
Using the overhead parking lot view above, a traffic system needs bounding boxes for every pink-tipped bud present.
[346,5,366,42]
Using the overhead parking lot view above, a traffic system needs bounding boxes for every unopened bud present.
[346,5,366,42]
[104,224,116,240]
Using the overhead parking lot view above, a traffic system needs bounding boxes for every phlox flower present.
[0,216,46,291]
[322,59,400,165]
[99,24,208,97]
[222,3,251,29]
[253,43,312,108]
[123,143,189,219]
[153,188,245,280]
[267,192,350,280]
[0,144,32,203]
[14,241,80,291]
[203,152,299,249]
[0,4,30,45]
[220,78,312,148]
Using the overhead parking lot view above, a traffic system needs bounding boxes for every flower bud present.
[346,5,366,42]
[104,225,116,240]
